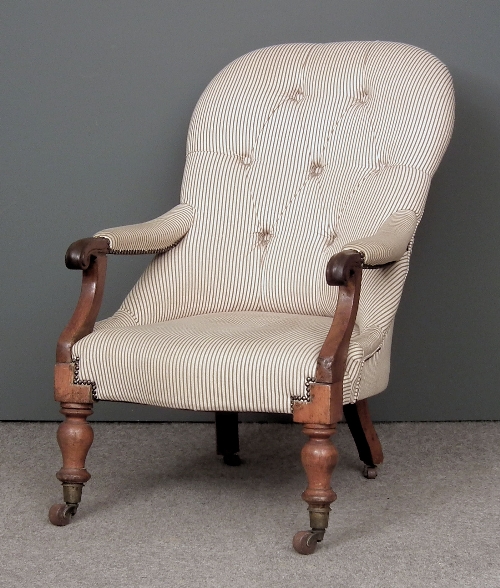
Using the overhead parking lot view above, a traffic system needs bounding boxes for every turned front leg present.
[49,402,94,526]
[293,423,338,554]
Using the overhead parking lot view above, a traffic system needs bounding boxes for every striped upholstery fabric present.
[95,204,194,254]
[72,41,454,412]
[342,210,417,266]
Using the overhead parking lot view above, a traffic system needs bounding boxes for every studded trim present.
[290,376,315,410]
[106,241,180,256]
[72,356,98,401]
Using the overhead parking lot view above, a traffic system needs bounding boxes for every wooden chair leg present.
[343,399,383,479]
[49,402,94,526]
[293,423,338,555]
[215,411,241,466]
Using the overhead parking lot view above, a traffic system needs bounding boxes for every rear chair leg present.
[49,402,94,525]
[215,411,241,466]
[343,399,383,478]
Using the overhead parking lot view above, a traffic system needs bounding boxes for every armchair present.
[49,41,454,554]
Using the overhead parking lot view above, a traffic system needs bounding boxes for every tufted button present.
[257,229,272,247]
[325,229,337,247]
[357,90,369,104]
[242,155,252,166]
[293,88,304,102]
[310,162,324,177]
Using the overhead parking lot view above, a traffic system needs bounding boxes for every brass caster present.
[363,464,377,479]
[292,530,324,555]
[48,503,77,526]
[223,453,242,466]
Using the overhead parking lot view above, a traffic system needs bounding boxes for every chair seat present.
[72,311,375,413]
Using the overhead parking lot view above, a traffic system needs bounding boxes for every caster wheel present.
[49,503,74,526]
[292,531,320,555]
[223,453,242,466]
[363,464,377,479]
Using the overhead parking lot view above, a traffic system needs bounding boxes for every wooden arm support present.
[65,237,110,270]
[293,250,362,425]
[55,235,177,402]
[56,238,110,364]
[325,249,364,287]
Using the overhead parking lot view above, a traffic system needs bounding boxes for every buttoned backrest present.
[120,41,454,333]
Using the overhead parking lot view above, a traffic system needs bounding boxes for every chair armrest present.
[56,251,108,363]
[93,203,194,254]
[57,204,193,362]
[341,210,418,267]
[316,250,363,383]
[293,250,362,424]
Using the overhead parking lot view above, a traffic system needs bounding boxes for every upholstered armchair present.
[49,41,454,554]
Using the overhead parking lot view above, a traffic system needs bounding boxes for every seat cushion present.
[72,311,380,413]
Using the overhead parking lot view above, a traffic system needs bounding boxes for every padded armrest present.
[94,203,194,254]
[341,210,418,266]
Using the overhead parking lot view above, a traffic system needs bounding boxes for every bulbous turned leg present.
[293,424,338,555]
[49,402,94,526]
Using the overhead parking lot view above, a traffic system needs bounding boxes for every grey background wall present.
[1,1,499,421]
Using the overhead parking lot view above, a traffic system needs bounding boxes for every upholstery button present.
[242,155,252,166]
[310,163,324,176]
[325,230,337,247]
[294,89,304,102]
[257,229,272,247]
[357,91,369,104]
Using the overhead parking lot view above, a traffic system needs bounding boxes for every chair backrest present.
[121,41,454,331]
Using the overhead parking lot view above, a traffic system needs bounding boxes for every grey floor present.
[0,422,499,588]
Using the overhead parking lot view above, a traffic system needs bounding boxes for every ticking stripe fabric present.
[73,313,387,410]
[75,313,330,412]
[73,41,454,412]
[94,204,194,254]
[342,210,418,266]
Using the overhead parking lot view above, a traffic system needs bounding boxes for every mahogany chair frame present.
[50,238,384,554]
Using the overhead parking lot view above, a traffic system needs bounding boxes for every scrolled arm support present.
[326,249,364,286]
[316,250,363,383]
[56,240,109,363]
[65,237,110,270]
[293,250,362,425]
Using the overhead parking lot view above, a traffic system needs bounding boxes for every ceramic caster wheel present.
[292,531,320,555]
[49,503,75,526]
[363,464,377,479]
[223,453,242,466]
